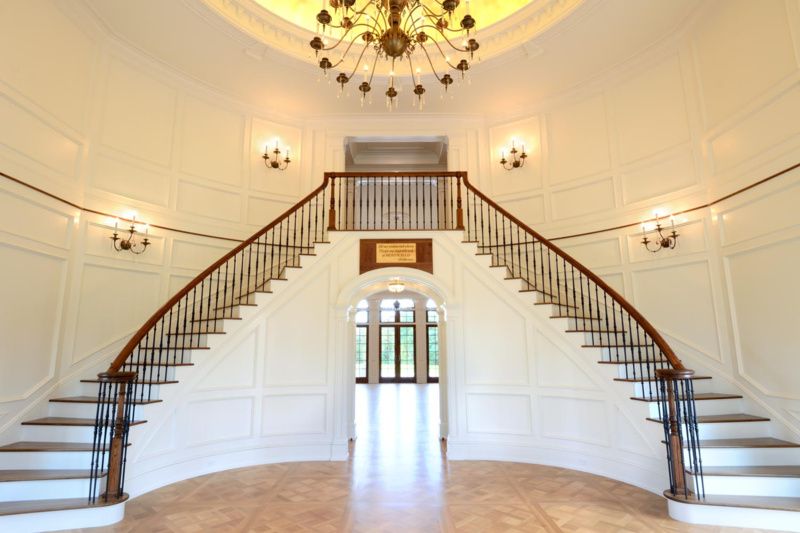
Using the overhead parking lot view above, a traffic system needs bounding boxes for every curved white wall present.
[486,0,800,438]
[1,0,799,477]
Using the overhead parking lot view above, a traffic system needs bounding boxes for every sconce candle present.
[263,139,292,170]
[110,216,151,255]
[499,139,528,171]
[641,213,679,253]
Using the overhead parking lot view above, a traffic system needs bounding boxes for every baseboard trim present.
[667,499,800,532]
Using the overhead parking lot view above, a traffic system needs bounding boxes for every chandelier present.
[310,0,479,109]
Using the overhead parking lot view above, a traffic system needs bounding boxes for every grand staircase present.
[0,171,798,531]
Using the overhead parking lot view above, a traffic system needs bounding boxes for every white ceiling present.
[81,0,701,119]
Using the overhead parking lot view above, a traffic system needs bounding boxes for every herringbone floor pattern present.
[72,385,768,532]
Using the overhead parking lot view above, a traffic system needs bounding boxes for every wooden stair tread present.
[166,331,226,336]
[583,343,653,348]
[51,396,162,405]
[551,315,603,320]
[692,437,800,448]
[126,361,194,367]
[646,413,769,424]
[616,373,713,382]
[0,469,106,482]
[22,417,146,427]
[630,392,743,402]
[191,317,242,323]
[138,346,209,351]
[0,441,105,452]
[535,301,579,309]
[567,329,628,334]
[82,379,179,385]
[0,494,127,516]
[693,465,800,477]
[597,359,667,365]
[664,491,800,513]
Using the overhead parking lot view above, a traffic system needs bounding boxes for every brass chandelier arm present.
[417,24,472,52]
[343,36,374,79]
[326,32,373,70]
[367,48,381,85]
[418,43,446,81]
[428,38,460,68]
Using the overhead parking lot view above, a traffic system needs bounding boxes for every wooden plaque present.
[359,239,433,274]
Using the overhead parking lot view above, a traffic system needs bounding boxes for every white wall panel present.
[710,85,800,173]
[466,393,532,435]
[693,0,797,126]
[0,244,65,400]
[170,239,231,271]
[101,58,176,166]
[246,196,293,227]
[176,181,241,222]
[196,331,258,390]
[536,337,598,390]
[540,396,608,445]
[551,177,615,220]
[91,153,170,206]
[500,194,546,226]
[727,237,800,399]
[0,0,94,130]
[489,116,543,194]
[620,148,698,205]
[600,272,625,295]
[720,178,800,246]
[249,118,302,198]
[264,271,330,386]
[611,56,690,164]
[462,270,528,386]
[631,261,720,359]
[72,264,161,361]
[560,238,621,269]
[0,190,72,248]
[547,95,610,184]
[186,397,254,445]
[262,394,326,436]
[0,94,81,178]
[179,97,243,185]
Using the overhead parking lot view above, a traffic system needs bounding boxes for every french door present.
[379,325,416,382]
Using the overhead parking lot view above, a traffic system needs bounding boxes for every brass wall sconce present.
[263,139,291,170]
[641,214,679,253]
[111,216,150,255]
[499,139,527,170]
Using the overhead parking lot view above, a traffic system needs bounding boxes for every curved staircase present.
[0,171,798,532]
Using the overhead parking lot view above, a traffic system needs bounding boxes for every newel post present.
[96,371,137,502]
[456,174,464,230]
[656,367,695,496]
[328,175,337,231]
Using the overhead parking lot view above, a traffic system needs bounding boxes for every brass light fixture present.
[499,139,527,170]
[641,214,679,253]
[310,0,479,109]
[110,216,150,255]
[262,139,291,170]
[387,277,405,293]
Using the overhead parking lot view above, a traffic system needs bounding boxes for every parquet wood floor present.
[71,385,769,532]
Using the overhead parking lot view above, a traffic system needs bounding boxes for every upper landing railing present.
[92,171,701,505]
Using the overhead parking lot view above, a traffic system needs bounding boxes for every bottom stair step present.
[0,470,105,482]
[630,392,743,402]
[665,491,800,513]
[693,465,800,477]
[693,438,800,448]
[646,413,769,424]
[0,494,128,516]
[21,417,146,427]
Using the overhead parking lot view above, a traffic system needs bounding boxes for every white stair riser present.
[21,424,145,443]
[694,421,771,440]
[0,451,95,469]
[615,365,669,380]
[632,380,714,397]
[0,478,98,502]
[693,447,800,467]
[695,474,800,498]
[49,401,158,419]
[645,399,743,418]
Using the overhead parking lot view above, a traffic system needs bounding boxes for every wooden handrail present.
[106,177,330,373]
[460,174,685,371]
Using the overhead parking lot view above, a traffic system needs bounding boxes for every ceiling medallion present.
[310,0,479,110]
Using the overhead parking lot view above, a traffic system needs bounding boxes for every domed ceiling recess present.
[200,0,585,80]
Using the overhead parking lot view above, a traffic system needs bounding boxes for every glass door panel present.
[399,326,415,379]
[380,326,396,380]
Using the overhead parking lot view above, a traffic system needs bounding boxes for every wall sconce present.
[110,216,150,255]
[387,278,405,293]
[499,139,527,171]
[262,139,291,170]
[641,214,679,253]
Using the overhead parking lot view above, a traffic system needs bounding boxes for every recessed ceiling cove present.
[200,0,585,67]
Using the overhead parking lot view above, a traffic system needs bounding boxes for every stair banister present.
[460,173,685,370]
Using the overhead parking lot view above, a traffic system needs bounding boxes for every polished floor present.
[75,384,769,532]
